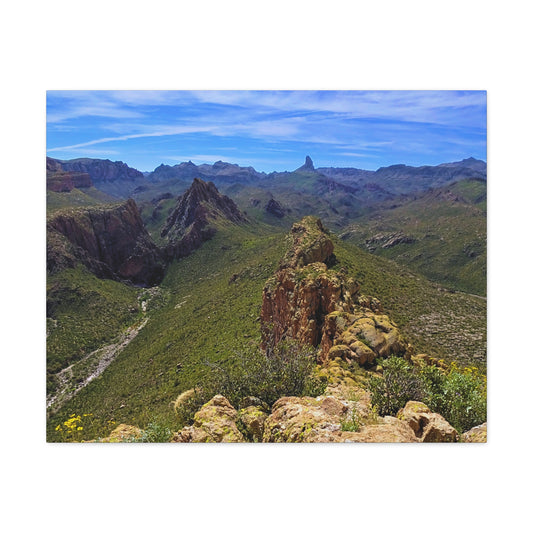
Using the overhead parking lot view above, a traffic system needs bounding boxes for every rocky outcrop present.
[46,157,93,192]
[170,390,467,443]
[365,231,416,251]
[260,216,407,364]
[265,198,285,218]
[296,155,315,172]
[55,157,144,183]
[47,199,165,285]
[461,423,487,443]
[161,178,246,259]
[397,401,458,442]
[172,395,246,443]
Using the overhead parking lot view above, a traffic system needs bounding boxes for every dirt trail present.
[47,317,148,414]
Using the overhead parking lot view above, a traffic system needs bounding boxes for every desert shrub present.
[128,420,173,443]
[420,362,487,433]
[368,357,424,416]
[369,357,487,432]
[177,340,327,424]
[208,339,327,407]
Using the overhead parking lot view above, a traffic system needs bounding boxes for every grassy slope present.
[340,179,487,296]
[46,214,486,441]
[46,187,118,212]
[332,236,486,368]
[46,266,141,391]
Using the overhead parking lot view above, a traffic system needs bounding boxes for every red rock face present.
[261,217,358,355]
[47,157,93,191]
[260,216,406,365]
[47,199,165,286]
[54,157,144,183]
[261,264,357,351]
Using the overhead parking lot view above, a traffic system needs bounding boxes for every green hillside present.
[46,216,485,441]
[340,179,487,296]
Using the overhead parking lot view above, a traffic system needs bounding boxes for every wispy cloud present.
[47,125,217,152]
[46,90,486,171]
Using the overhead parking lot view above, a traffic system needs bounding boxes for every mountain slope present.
[340,179,487,295]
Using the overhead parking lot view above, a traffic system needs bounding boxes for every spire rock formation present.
[296,156,315,172]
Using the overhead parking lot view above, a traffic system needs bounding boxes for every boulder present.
[461,423,487,443]
[262,395,349,443]
[397,401,458,442]
[340,416,418,443]
[238,405,269,442]
[172,395,245,443]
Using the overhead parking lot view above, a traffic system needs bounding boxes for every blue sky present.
[46,90,486,173]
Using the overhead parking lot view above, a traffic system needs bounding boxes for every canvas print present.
[46,90,487,443]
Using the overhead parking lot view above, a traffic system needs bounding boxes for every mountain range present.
[46,153,487,442]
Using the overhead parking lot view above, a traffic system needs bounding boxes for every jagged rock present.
[172,395,246,443]
[265,198,285,218]
[296,155,315,172]
[260,216,407,364]
[161,178,246,259]
[47,199,165,285]
[397,401,458,442]
[461,423,487,443]
[280,216,335,269]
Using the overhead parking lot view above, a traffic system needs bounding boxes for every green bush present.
[176,340,327,424]
[420,362,487,434]
[369,357,487,433]
[368,357,424,416]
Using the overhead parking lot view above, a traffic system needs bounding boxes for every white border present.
[3,1,532,531]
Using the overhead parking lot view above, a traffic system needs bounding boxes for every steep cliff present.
[46,157,93,192]
[47,199,165,286]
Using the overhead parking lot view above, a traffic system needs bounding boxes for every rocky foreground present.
[100,357,487,443]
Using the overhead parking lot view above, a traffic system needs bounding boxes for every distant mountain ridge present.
[48,155,486,199]
[148,160,265,185]
[318,157,486,194]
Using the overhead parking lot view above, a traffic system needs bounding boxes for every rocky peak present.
[265,198,285,218]
[280,216,335,269]
[161,178,246,259]
[261,217,407,364]
[296,155,315,172]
